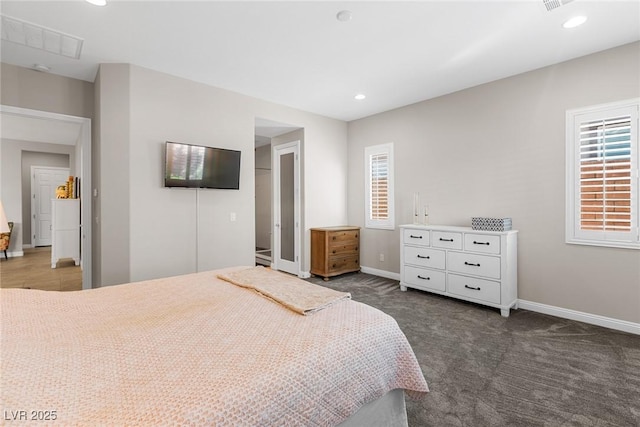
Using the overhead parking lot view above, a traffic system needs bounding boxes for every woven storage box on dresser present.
[400,224,518,317]
[471,217,512,232]
[311,226,360,280]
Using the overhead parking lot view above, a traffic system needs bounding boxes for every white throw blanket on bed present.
[218,266,351,315]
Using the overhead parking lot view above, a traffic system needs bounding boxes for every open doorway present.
[0,105,92,290]
[254,118,303,275]
[254,138,271,267]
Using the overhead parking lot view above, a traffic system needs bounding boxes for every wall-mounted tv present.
[164,141,241,189]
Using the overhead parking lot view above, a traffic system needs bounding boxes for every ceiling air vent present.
[542,0,574,12]
[1,15,83,59]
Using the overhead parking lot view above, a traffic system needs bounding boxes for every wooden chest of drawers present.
[400,224,518,317]
[310,226,360,280]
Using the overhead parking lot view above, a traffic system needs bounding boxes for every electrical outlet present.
[230,212,237,222]
[379,253,384,262]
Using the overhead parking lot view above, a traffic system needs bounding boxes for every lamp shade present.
[0,201,10,233]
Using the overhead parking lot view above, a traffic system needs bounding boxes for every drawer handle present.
[464,262,481,267]
[417,255,430,259]
[473,241,490,246]
[439,238,454,242]
[465,285,481,291]
[409,235,423,239]
[417,275,430,280]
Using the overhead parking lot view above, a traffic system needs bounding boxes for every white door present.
[31,167,69,247]
[273,141,300,276]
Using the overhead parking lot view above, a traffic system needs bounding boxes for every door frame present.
[31,166,70,247]
[0,105,92,290]
[272,140,301,276]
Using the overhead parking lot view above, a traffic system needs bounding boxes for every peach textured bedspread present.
[1,267,428,426]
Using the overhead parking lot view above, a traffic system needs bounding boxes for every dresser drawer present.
[329,230,359,244]
[328,242,359,256]
[403,246,445,269]
[448,274,500,304]
[327,255,359,274]
[464,233,501,255]
[403,266,446,292]
[403,228,430,246]
[432,231,463,250]
[448,252,500,279]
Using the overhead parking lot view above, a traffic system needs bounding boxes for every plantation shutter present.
[370,152,389,220]
[365,143,394,229]
[579,115,632,232]
[567,100,639,248]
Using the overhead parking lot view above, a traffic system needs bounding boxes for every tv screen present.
[164,141,241,189]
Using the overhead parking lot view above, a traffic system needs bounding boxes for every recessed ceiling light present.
[336,10,352,22]
[85,0,107,6]
[354,94,366,101]
[563,15,587,29]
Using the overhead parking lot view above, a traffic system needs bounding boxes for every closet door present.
[272,141,300,276]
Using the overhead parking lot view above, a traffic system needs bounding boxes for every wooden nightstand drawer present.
[329,230,359,244]
[448,252,500,279]
[448,273,501,304]
[403,246,445,269]
[328,242,359,256]
[328,255,359,274]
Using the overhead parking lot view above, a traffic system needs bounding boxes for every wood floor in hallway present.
[0,247,82,291]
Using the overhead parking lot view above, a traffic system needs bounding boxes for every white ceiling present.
[0,0,639,123]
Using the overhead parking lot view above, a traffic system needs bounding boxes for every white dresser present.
[51,199,80,268]
[400,224,518,317]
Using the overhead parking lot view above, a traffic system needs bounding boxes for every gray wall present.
[0,62,93,258]
[1,63,93,118]
[97,64,347,285]
[347,42,640,323]
[93,64,131,287]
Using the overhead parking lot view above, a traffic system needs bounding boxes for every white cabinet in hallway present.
[51,199,80,268]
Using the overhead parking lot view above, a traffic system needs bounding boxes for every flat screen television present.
[164,141,241,189]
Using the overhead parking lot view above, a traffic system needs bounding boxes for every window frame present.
[365,142,395,230]
[566,98,639,249]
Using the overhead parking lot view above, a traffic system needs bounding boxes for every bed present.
[1,266,428,426]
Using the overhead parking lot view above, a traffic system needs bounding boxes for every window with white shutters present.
[365,143,394,230]
[566,99,639,249]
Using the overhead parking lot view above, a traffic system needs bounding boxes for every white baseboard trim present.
[356,268,639,335]
[360,266,400,281]
[518,299,639,335]
[6,250,24,258]
[299,270,311,279]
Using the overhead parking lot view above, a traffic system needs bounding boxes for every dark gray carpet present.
[307,272,640,427]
